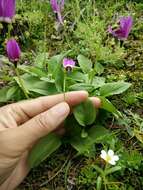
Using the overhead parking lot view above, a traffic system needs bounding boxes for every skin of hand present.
[0,91,101,190]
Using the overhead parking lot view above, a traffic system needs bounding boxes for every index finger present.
[2,91,89,124]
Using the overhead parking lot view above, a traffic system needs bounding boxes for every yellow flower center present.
[105,155,112,162]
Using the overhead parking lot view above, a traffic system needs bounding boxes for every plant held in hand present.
[63,58,75,72]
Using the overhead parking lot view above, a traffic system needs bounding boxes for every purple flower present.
[6,39,21,63]
[0,0,16,23]
[63,58,75,71]
[108,16,133,40]
[50,0,64,24]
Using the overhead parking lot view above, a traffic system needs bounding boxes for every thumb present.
[0,102,70,154]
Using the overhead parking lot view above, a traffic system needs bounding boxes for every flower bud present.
[6,39,21,66]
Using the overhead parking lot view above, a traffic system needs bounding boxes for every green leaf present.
[19,65,47,78]
[96,176,102,190]
[69,83,94,92]
[105,166,121,176]
[34,52,49,67]
[134,129,143,143]
[18,74,57,95]
[55,63,64,92]
[48,51,71,76]
[92,77,105,89]
[0,87,9,102]
[93,165,104,175]
[100,97,121,117]
[28,133,61,169]
[88,125,109,142]
[6,86,19,100]
[67,70,86,82]
[77,54,92,73]
[100,82,131,97]
[70,125,109,154]
[94,62,104,75]
[73,99,96,127]
[48,54,65,76]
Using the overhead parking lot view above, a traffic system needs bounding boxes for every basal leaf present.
[67,70,85,82]
[19,65,47,78]
[105,166,122,176]
[94,62,104,75]
[73,99,97,127]
[100,81,131,97]
[6,86,19,100]
[48,54,64,75]
[77,54,92,73]
[69,83,94,92]
[28,133,61,169]
[100,97,121,117]
[19,74,57,95]
[0,87,9,102]
[134,129,143,143]
[34,52,49,67]
[55,63,64,92]
[92,77,105,89]
[70,125,109,154]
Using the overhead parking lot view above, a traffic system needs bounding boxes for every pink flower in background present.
[0,0,16,23]
[50,0,64,25]
[108,16,133,40]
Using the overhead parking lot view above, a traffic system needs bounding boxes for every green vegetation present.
[0,0,143,189]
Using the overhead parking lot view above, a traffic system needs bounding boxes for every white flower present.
[100,149,119,165]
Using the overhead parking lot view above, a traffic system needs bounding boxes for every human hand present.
[0,91,100,190]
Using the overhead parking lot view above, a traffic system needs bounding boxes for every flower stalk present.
[14,66,29,99]
[63,70,66,100]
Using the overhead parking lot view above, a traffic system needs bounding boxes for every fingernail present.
[76,91,88,96]
[90,97,101,108]
[52,102,70,117]
[68,91,89,98]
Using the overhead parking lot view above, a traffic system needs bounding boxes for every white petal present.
[100,150,107,159]
[108,149,114,157]
[113,155,119,161]
[109,159,116,165]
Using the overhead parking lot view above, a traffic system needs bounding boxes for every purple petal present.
[50,0,59,12]
[0,1,3,18]
[108,16,133,40]
[119,16,133,38]
[0,0,15,23]
[6,39,21,62]
[61,0,65,10]
[114,29,127,40]
[63,58,75,68]
[50,0,65,24]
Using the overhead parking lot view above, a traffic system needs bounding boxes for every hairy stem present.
[15,67,29,99]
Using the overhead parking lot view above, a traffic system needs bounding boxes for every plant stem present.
[63,71,66,101]
[7,24,12,38]
[103,175,107,190]
[103,163,109,190]
[15,67,29,99]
